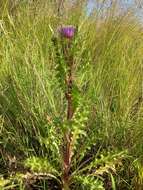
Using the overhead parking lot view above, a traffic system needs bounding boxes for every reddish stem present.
[62,42,74,190]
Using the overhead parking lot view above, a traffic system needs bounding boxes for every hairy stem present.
[62,42,74,190]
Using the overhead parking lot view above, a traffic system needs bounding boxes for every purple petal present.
[58,26,76,39]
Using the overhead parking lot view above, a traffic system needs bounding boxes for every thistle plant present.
[47,25,126,190]
[53,25,78,189]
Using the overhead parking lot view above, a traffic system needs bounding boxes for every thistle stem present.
[62,42,74,190]
[62,181,70,190]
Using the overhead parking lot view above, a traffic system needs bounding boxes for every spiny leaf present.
[73,175,105,190]
[24,157,59,175]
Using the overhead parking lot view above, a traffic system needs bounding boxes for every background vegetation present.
[0,0,143,189]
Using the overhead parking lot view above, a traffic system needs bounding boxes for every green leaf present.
[24,157,58,175]
[110,173,116,190]
[74,175,105,190]
[72,84,81,110]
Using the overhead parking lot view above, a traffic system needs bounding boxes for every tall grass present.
[0,0,143,189]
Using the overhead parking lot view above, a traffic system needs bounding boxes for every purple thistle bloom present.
[58,26,76,39]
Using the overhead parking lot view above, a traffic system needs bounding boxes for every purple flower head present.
[58,26,76,39]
